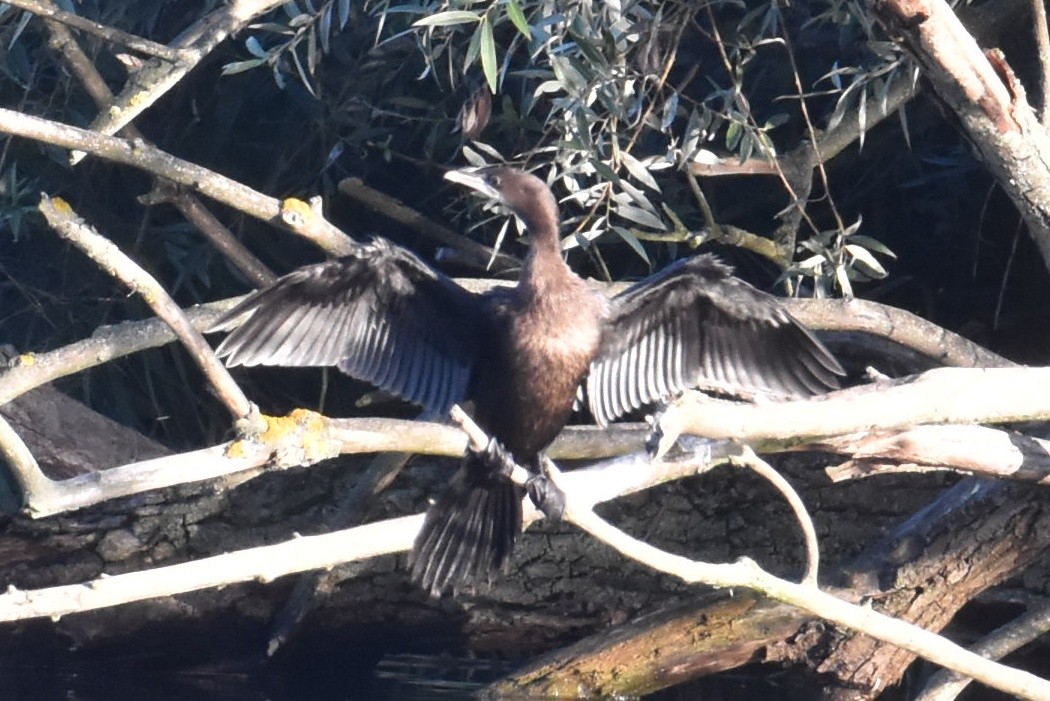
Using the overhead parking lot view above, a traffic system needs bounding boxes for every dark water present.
[0,652,801,700]
[0,652,517,701]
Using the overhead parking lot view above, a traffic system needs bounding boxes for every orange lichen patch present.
[48,197,74,215]
[16,353,36,367]
[224,438,254,460]
[279,198,313,228]
[257,412,298,444]
[287,407,326,430]
[239,409,341,468]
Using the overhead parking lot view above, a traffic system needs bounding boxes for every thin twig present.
[0,301,237,408]
[78,0,287,144]
[36,5,278,288]
[1033,0,1050,127]
[779,16,845,234]
[142,182,277,287]
[4,0,191,62]
[701,6,820,246]
[37,195,252,420]
[338,177,519,273]
[732,446,819,585]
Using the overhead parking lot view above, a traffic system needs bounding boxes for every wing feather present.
[212,237,484,415]
[588,254,845,425]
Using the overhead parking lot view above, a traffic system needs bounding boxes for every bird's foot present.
[526,456,566,521]
[476,437,518,480]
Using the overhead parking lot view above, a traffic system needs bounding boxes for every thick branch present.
[655,367,1050,450]
[0,444,730,621]
[0,108,355,256]
[561,508,1050,701]
[820,425,1050,484]
[13,410,649,518]
[873,0,1050,272]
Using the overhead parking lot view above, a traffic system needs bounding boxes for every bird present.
[211,166,845,596]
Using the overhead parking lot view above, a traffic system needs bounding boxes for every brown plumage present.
[212,166,844,595]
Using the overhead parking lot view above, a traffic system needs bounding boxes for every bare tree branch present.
[141,183,277,288]
[563,506,1050,701]
[916,596,1050,701]
[338,177,519,273]
[655,367,1050,452]
[820,425,1050,484]
[4,0,191,61]
[0,107,355,256]
[0,444,731,621]
[37,195,252,420]
[6,434,1048,701]
[33,3,278,288]
[1033,0,1050,127]
[76,0,287,145]
[872,0,1050,273]
[0,415,61,508]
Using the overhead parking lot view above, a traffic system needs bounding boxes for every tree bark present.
[0,385,967,664]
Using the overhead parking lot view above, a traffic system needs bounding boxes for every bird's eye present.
[487,174,501,188]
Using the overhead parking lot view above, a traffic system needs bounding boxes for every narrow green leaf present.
[461,145,487,167]
[612,227,651,264]
[616,204,666,231]
[835,265,853,297]
[725,121,742,150]
[848,234,897,258]
[319,6,332,54]
[621,152,660,191]
[845,245,888,278]
[222,58,266,75]
[479,18,497,92]
[471,140,506,161]
[464,22,482,67]
[589,158,620,185]
[506,0,532,38]
[413,10,481,27]
[562,228,606,251]
[245,36,267,58]
[795,254,825,273]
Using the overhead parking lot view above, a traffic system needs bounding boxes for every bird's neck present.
[520,209,572,297]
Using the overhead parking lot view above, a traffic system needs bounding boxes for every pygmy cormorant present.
[212,166,845,596]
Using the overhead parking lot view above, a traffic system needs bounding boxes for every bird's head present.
[445,166,560,239]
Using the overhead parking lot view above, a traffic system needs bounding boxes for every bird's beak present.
[444,168,499,201]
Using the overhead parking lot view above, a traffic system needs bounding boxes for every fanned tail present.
[411,453,523,596]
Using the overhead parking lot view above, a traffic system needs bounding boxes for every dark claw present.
[476,437,517,479]
[526,475,566,522]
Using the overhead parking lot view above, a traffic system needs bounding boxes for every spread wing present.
[587,255,845,426]
[212,237,484,415]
